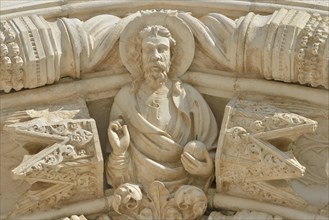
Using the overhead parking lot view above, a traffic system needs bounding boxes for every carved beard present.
[143,60,170,90]
[143,58,170,73]
[144,70,168,90]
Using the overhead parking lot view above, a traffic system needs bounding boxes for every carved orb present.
[184,140,207,161]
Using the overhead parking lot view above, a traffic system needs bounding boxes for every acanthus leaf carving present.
[110,181,207,220]
[111,183,142,218]
[5,109,103,218]
[0,7,327,220]
[216,95,318,208]
[147,181,169,219]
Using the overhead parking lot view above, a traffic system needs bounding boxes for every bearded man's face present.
[141,36,171,90]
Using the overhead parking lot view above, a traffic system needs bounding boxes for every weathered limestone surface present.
[0,100,103,219]
[0,1,328,220]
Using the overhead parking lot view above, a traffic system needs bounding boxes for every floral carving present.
[5,109,103,218]
[216,96,317,208]
[296,13,329,88]
[0,20,25,92]
[232,100,315,134]
[112,183,143,217]
[174,185,207,219]
[20,121,93,145]
[110,181,207,220]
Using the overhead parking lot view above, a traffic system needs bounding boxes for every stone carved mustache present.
[143,60,168,73]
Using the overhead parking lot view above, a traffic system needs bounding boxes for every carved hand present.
[181,148,213,177]
[108,119,130,155]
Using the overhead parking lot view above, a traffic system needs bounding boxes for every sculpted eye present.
[158,46,168,53]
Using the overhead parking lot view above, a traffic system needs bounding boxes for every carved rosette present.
[0,20,24,92]
[1,8,328,93]
[240,9,328,88]
[216,95,318,208]
[295,13,329,88]
[0,15,67,92]
[5,109,103,218]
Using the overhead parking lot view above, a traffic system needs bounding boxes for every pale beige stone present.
[208,209,283,220]
[1,102,103,219]
[0,1,328,220]
[216,95,317,208]
[1,8,328,93]
[105,12,217,219]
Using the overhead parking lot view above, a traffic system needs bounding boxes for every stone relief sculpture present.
[106,12,218,219]
[1,4,328,220]
[255,98,329,187]
[4,109,103,218]
[215,95,318,208]
[0,9,328,93]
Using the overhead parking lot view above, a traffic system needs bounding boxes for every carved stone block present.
[215,95,318,208]
[0,1,328,220]
[3,108,103,218]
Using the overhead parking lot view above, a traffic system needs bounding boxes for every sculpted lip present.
[149,61,163,67]
[145,62,166,71]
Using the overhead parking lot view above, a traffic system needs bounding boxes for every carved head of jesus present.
[139,25,176,90]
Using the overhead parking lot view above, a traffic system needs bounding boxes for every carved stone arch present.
[0,1,328,220]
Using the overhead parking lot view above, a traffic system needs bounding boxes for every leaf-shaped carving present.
[112,194,123,215]
[147,181,170,219]
[112,183,142,217]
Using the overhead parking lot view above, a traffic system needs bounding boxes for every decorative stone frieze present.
[4,109,103,218]
[0,1,328,220]
[216,95,318,208]
[0,8,328,93]
[0,20,25,92]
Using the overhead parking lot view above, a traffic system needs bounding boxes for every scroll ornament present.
[216,96,318,208]
[0,9,328,93]
[5,109,103,218]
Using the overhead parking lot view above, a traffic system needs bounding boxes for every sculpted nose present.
[150,50,161,61]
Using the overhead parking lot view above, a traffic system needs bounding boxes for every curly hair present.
[129,25,178,93]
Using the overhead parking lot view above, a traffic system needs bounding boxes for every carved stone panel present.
[104,10,217,220]
[2,106,103,218]
[1,8,328,93]
[215,94,318,209]
[0,1,328,220]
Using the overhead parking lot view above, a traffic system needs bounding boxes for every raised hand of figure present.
[108,119,130,155]
[181,142,213,177]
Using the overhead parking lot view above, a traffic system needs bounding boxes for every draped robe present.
[106,82,218,193]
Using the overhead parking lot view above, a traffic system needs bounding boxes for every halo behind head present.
[119,11,195,79]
